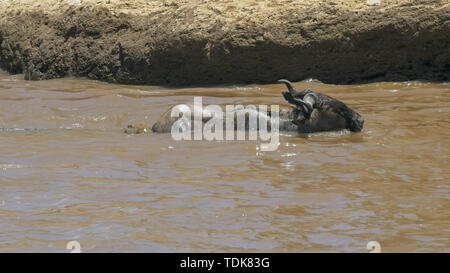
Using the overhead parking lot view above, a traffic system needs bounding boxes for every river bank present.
[0,0,449,86]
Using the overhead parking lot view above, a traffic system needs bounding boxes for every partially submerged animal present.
[278,79,364,133]
[148,79,364,134]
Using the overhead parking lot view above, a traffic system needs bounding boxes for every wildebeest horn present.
[279,79,305,107]
[278,79,301,98]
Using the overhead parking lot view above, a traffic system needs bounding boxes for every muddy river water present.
[0,70,448,252]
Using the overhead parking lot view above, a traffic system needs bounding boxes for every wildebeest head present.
[346,109,364,132]
[278,79,364,132]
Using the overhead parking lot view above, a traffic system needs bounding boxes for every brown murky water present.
[0,70,449,252]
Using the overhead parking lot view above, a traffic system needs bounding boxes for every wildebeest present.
[150,79,364,134]
[277,79,364,133]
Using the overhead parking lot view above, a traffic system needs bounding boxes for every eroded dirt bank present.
[0,0,449,86]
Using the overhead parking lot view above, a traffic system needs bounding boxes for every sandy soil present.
[0,0,448,85]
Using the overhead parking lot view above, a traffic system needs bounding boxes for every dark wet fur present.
[278,79,364,132]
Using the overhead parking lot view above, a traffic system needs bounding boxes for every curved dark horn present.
[278,79,301,98]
